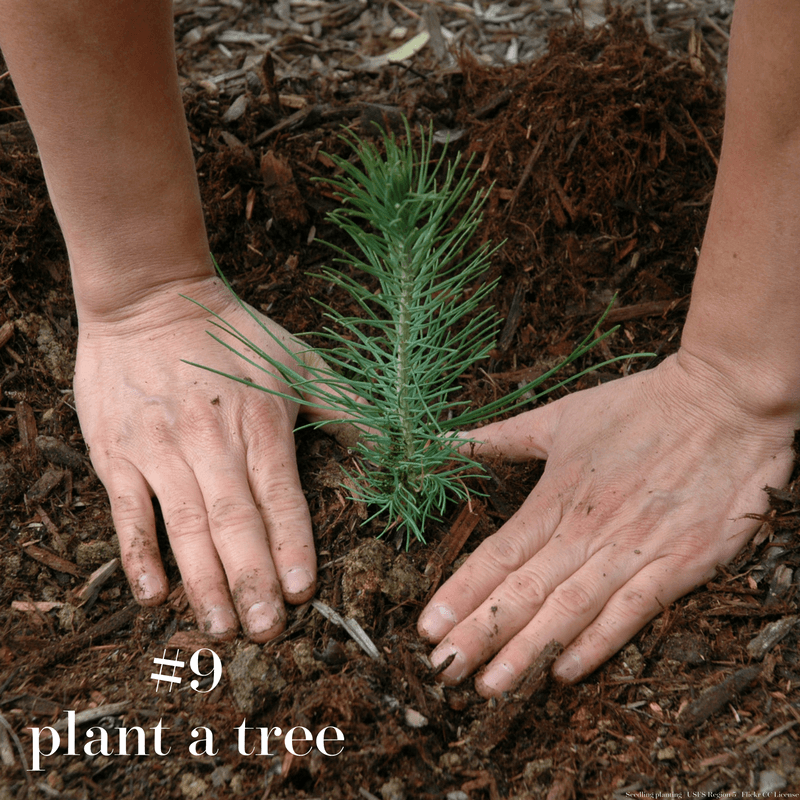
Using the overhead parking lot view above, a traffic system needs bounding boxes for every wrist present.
[74,271,232,337]
[68,212,215,323]
[674,338,800,425]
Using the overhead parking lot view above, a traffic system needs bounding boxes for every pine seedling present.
[186,122,643,547]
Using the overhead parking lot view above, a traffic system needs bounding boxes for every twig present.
[682,105,719,168]
[389,0,421,20]
[22,542,85,578]
[0,711,32,779]
[311,600,382,660]
[6,602,138,676]
[506,121,555,219]
[702,15,730,41]
[745,720,798,754]
[51,702,130,733]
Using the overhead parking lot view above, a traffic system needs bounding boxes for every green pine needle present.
[185,121,650,548]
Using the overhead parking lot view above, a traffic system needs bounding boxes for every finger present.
[195,454,288,643]
[148,465,239,639]
[418,477,563,643]
[427,514,619,686]
[551,556,711,685]
[473,544,660,696]
[101,459,169,606]
[297,349,371,449]
[462,399,563,461]
[245,416,317,604]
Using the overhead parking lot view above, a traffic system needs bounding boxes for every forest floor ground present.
[1,1,799,798]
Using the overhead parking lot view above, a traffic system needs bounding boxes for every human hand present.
[74,275,345,641]
[418,350,797,693]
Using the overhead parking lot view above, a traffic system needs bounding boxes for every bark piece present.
[678,665,761,732]
[746,616,799,660]
[35,435,86,470]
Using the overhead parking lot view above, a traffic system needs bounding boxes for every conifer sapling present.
[185,123,643,547]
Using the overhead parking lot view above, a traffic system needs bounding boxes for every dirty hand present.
[418,349,797,694]
[74,276,342,641]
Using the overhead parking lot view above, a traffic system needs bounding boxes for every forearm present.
[682,0,800,418]
[0,0,212,320]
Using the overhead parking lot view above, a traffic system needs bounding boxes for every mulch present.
[1,4,798,798]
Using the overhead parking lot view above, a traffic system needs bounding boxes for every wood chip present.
[51,702,130,733]
[25,467,65,503]
[0,320,13,349]
[311,599,381,660]
[11,601,64,613]
[438,500,482,567]
[35,435,86,470]
[746,616,799,660]
[476,641,562,752]
[744,720,798,755]
[71,558,120,607]
[22,542,85,578]
[16,401,37,458]
[678,665,761,732]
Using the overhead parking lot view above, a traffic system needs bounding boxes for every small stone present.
[404,708,428,728]
[380,777,406,800]
[211,766,232,788]
[292,640,317,677]
[58,603,86,633]
[438,752,461,770]
[656,746,676,761]
[620,643,644,675]
[447,792,469,800]
[180,773,209,799]
[523,758,553,779]
[758,770,787,794]
[223,94,250,123]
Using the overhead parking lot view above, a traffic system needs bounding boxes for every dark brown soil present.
[1,8,799,799]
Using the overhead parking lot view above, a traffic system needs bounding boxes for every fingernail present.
[430,646,466,683]
[553,651,583,683]
[419,604,458,641]
[136,573,163,603]
[246,601,284,637]
[283,567,313,597]
[204,605,238,637]
[479,662,516,695]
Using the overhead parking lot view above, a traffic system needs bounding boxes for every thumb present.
[241,302,365,449]
[462,398,564,462]
[296,348,367,449]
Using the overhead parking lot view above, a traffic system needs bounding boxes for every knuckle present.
[206,497,260,533]
[110,493,148,524]
[502,569,549,609]
[612,584,663,628]
[164,503,207,537]
[480,533,528,573]
[550,581,598,619]
[462,614,505,650]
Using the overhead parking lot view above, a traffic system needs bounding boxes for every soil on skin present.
[1,8,799,799]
